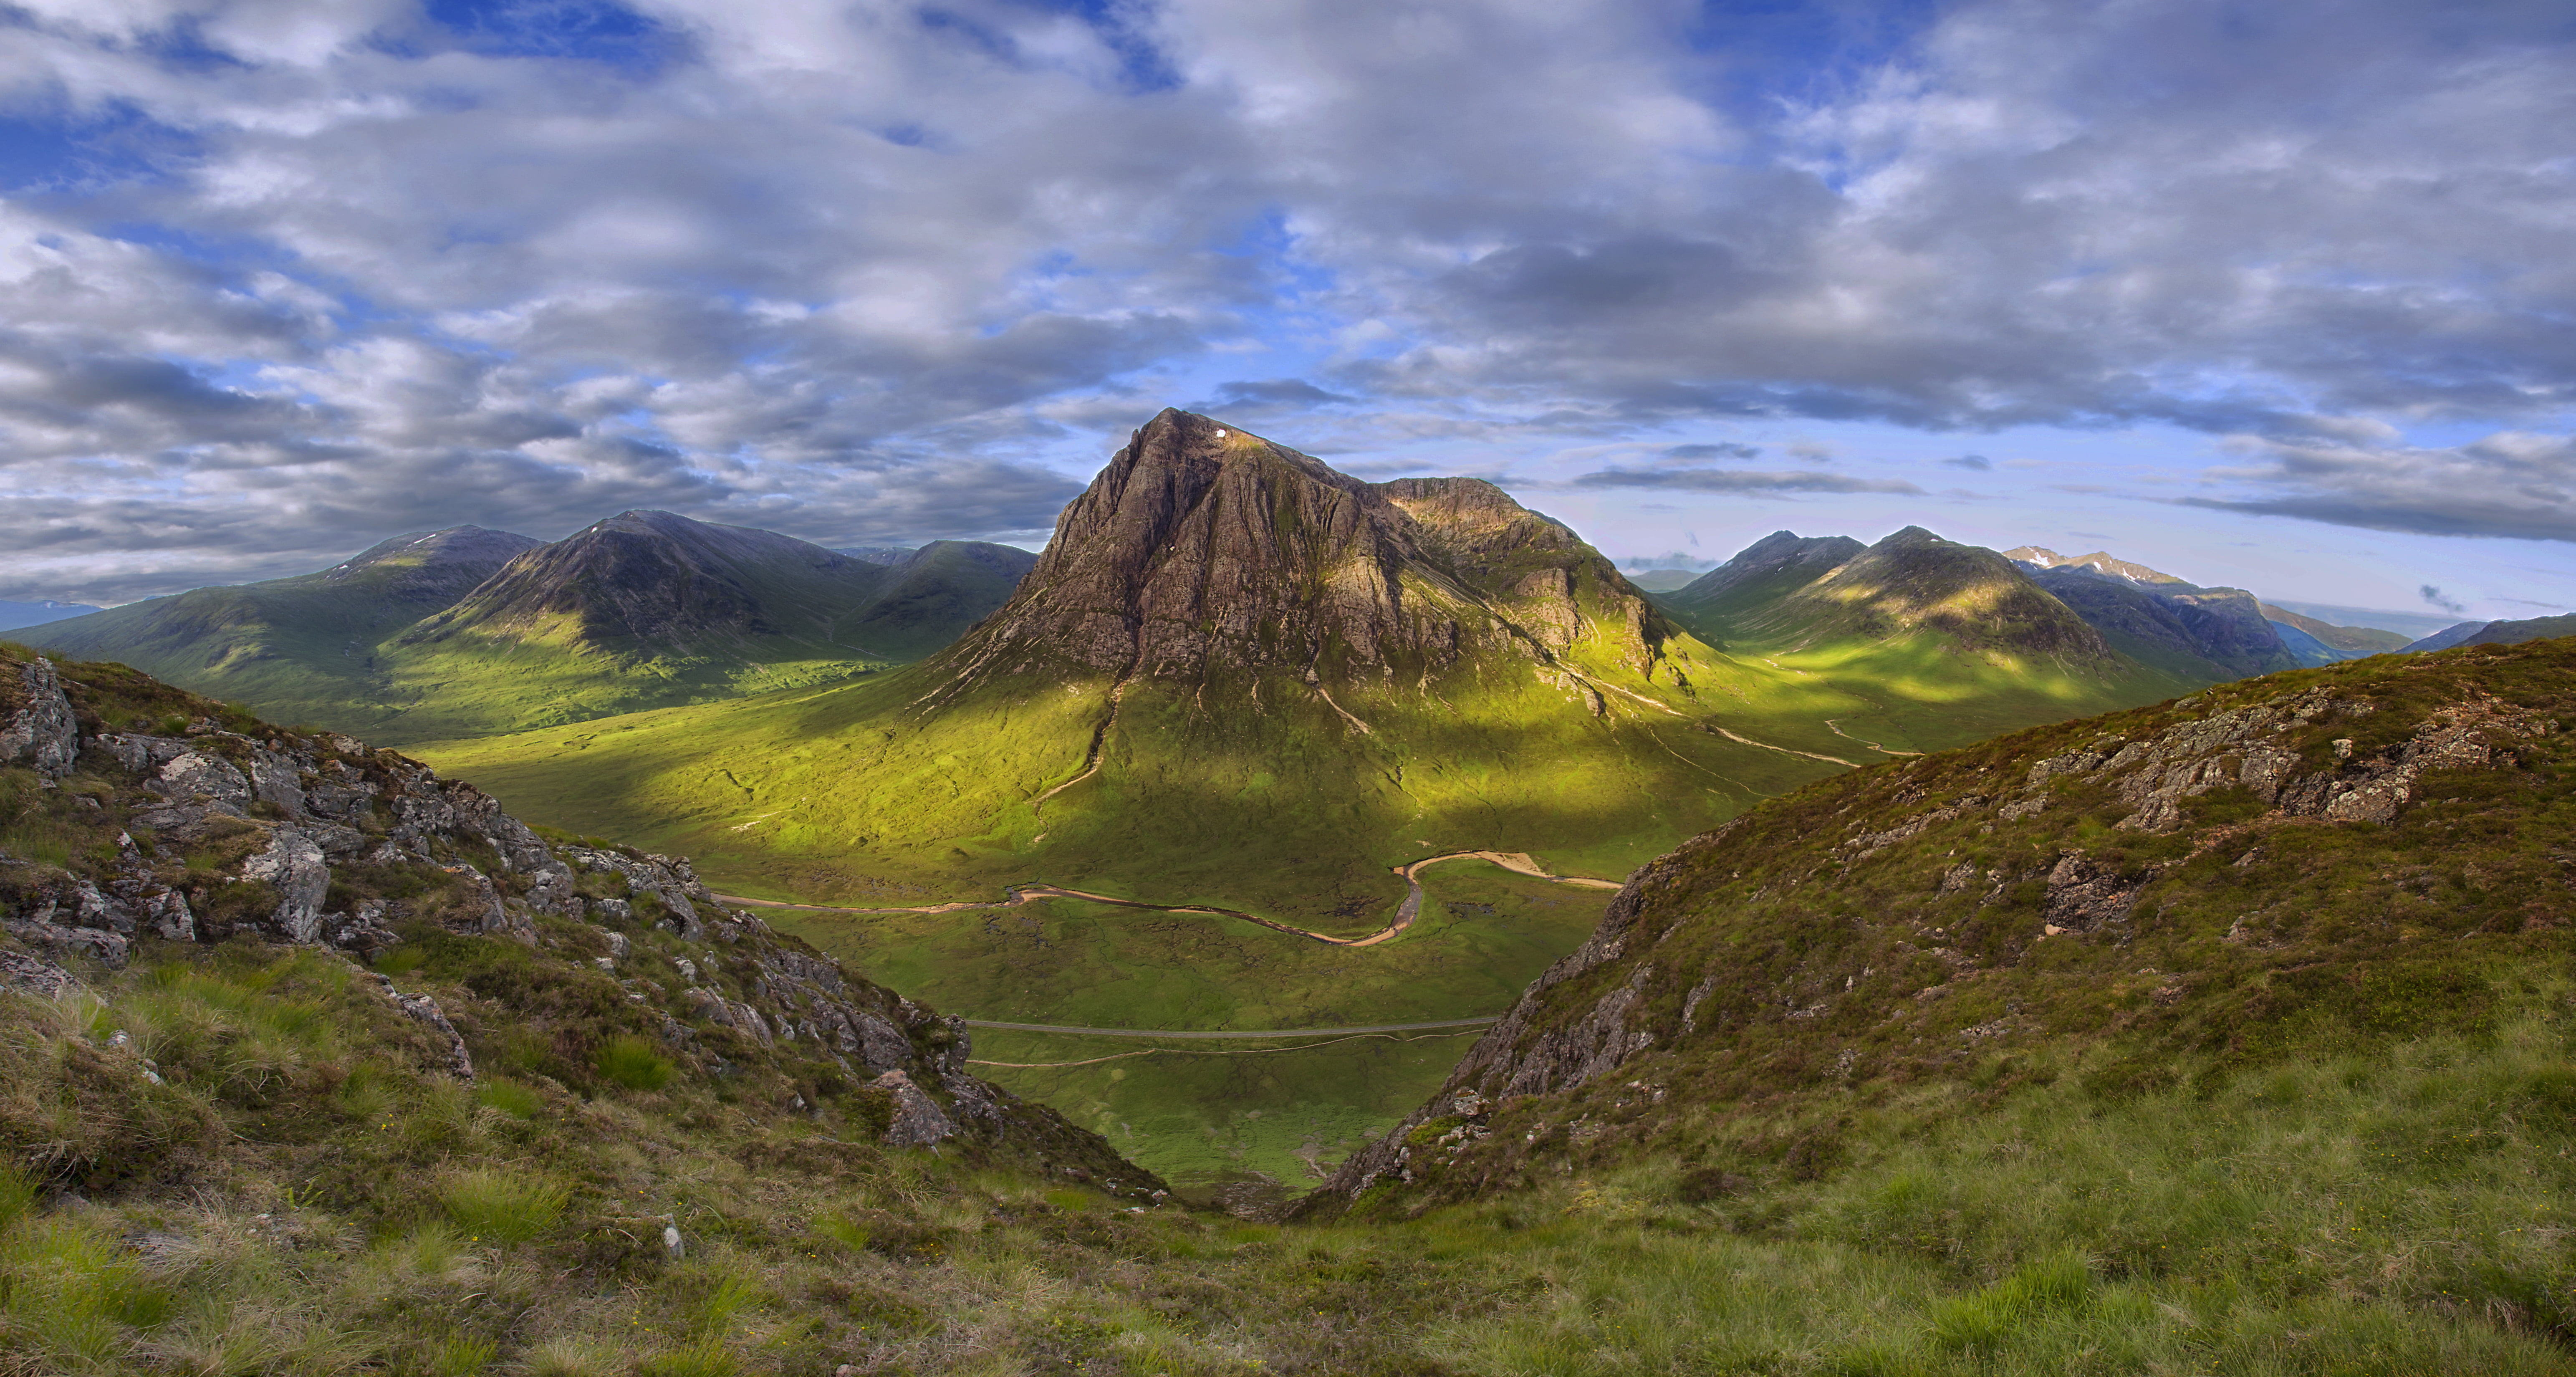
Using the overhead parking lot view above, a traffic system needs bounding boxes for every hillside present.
[24,526,540,737]
[26,518,1035,746]
[16,642,2576,1373]
[1297,634,2576,1366]
[1652,528,2195,757]
[2406,613,2576,654]
[0,641,1193,1371]
[2261,602,2414,657]
[422,411,1864,922]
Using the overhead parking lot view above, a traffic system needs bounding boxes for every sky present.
[2,0,2573,626]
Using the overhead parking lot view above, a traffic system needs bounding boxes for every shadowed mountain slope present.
[2015,561,2300,682]
[28,516,1035,745]
[423,410,1869,923]
[2260,603,2414,658]
[25,526,540,733]
[2405,614,2576,654]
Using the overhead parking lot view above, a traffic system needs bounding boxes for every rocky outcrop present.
[0,657,78,779]
[919,409,1683,699]
[0,647,1163,1188]
[1303,646,2574,1219]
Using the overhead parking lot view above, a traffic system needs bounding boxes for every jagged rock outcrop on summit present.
[922,409,1684,698]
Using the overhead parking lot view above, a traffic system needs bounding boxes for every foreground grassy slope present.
[11,646,2576,1372]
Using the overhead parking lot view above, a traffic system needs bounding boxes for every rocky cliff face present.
[1302,637,2576,1217]
[924,408,1680,697]
[0,647,1156,1187]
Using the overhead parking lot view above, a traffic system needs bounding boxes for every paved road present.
[960,1015,1501,1039]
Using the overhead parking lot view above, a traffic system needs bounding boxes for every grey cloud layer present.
[0,0,2571,602]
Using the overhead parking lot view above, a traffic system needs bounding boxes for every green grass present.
[437,1167,571,1244]
[595,1034,678,1091]
[770,864,1612,1190]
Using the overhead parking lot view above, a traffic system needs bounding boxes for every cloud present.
[1942,453,1992,470]
[1204,378,1355,409]
[1572,467,1925,496]
[2184,429,2576,543]
[1621,551,1721,571]
[2421,584,2466,615]
[2,0,2575,605]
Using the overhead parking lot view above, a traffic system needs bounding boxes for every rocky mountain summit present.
[0,644,1151,1182]
[925,409,1685,702]
[1307,635,2576,1215]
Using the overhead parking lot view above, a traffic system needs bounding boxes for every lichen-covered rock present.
[0,657,78,778]
[241,827,331,943]
[871,1069,958,1146]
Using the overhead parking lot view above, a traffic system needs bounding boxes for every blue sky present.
[2,0,2573,627]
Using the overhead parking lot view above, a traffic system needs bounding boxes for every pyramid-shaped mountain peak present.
[923,411,1680,693]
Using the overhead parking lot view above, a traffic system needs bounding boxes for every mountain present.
[1649,528,2195,755]
[22,525,539,730]
[1286,632,2576,1367]
[422,410,1865,923]
[2260,602,2414,658]
[836,543,919,564]
[24,515,1036,745]
[0,599,103,632]
[840,540,1040,660]
[2000,545,2186,584]
[2266,598,2464,641]
[2008,558,2300,682]
[1655,531,1866,636]
[2404,613,2576,654]
[1621,568,1704,592]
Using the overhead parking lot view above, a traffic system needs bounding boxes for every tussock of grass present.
[595,1034,675,1091]
[437,1167,569,1245]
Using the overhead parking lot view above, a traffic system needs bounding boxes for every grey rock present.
[871,1069,958,1147]
[157,752,251,814]
[240,827,330,943]
[0,657,78,779]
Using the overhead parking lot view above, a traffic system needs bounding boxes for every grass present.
[439,1167,571,1244]
[8,915,2576,1371]
[769,864,1612,1190]
[596,1034,677,1091]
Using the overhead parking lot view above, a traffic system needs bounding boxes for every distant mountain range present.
[2403,612,2576,654]
[0,599,105,633]
[22,513,1033,743]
